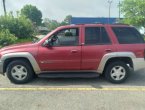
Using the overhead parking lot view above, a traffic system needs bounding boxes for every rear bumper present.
[133,58,145,71]
[0,59,4,75]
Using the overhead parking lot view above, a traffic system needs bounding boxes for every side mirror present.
[43,39,53,47]
[43,36,58,47]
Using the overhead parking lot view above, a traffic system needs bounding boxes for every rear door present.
[81,26,116,70]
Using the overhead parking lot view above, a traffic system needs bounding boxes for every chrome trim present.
[97,52,136,73]
[1,52,41,74]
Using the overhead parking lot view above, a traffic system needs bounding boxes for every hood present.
[0,42,36,52]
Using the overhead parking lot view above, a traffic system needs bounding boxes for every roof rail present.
[113,23,129,25]
[71,22,105,25]
[93,22,105,25]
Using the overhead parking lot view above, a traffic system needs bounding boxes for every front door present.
[38,27,81,71]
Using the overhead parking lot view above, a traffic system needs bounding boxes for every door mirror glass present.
[43,35,58,47]
[43,39,51,47]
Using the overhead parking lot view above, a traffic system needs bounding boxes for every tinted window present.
[51,28,79,46]
[85,27,111,45]
[112,27,144,44]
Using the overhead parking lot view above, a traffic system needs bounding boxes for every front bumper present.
[133,58,145,71]
[0,59,4,75]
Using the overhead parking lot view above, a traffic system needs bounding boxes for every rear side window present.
[85,27,111,45]
[112,27,144,44]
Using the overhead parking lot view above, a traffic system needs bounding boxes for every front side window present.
[85,27,111,45]
[112,27,144,44]
[51,28,79,46]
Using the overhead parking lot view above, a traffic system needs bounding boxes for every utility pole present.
[2,0,7,15]
[118,1,121,22]
[108,0,113,24]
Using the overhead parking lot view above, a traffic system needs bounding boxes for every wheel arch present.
[1,52,41,74]
[102,57,133,74]
[97,52,135,74]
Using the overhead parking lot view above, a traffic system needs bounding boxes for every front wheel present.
[105,61,130,84]
[6,60,34,84]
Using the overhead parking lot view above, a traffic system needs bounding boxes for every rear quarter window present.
[112,27,144,44]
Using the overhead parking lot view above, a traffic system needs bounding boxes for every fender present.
[97,52,136,73]
[1,52,41,74]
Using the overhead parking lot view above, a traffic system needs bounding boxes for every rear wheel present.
[105,61,130,84]
[6,60,34,84]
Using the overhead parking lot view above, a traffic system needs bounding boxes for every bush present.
[0,13,35,39]
[0,29,17,47]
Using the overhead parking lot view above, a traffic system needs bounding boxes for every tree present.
[21,4,42,26]
[120,0,145,28]
[61,15,72,25]
[0,13,35,38]
[43,18,61,31]
[43,15,72,31]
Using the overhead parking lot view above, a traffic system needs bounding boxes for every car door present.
[38,27,81,71]
[81,26,116,70]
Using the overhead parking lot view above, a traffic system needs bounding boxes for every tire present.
[105,61,130,84]
[6,60,34,84]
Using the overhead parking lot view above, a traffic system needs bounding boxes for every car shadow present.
[28,77,104,88]
[24,69,145,88]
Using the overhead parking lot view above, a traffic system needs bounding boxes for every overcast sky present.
[0,0,122,21]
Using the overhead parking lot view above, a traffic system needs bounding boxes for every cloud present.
[0,0,121,21]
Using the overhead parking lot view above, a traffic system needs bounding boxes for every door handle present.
[105,49,112,52]
[71,50,78,53]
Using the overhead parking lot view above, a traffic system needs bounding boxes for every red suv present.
[0,24,145,84]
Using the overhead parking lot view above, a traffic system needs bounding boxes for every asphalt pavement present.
[1,69,145,110]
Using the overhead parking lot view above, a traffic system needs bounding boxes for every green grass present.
[16,37,33,43]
